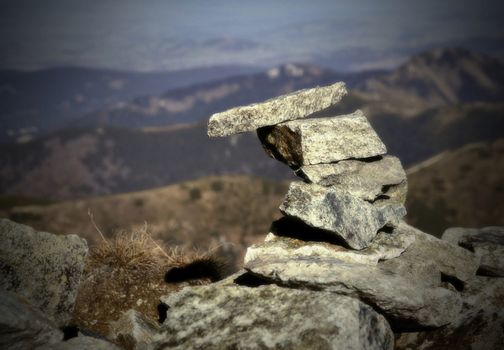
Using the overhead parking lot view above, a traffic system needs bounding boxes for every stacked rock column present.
[207,82,476,331]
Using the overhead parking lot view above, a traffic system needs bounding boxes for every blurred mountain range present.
[1,47,503,199]
[0,65,260,143]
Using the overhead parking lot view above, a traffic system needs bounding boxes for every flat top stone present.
[207,82,347,137]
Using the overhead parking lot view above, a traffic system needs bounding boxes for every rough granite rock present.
[395,277,504,350]
[207,82,347,137]
[257,110,387,167]
[279,182,406,249]
[0,219,88,326]
[0,290,119,350]
[149,284,394,350]
[244,229,415,266]
[442,226,504,277]
[0,290,62,350]
[297,155,407,203]
[394,222,480,283]
[245,258,462,329]
[108,309,160,350]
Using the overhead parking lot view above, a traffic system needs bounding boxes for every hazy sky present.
[1,0,504,71]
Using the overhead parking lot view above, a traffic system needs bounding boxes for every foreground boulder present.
[0,219,88,326]
[395,277,504,350]
[149,284,394,350]
[442,226,504,277]
[258,110,386,167]
[0,290,119,350]
[395,222,480,283]
[208,82,347,137]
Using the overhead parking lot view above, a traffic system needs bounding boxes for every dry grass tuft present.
[72,213,228,340]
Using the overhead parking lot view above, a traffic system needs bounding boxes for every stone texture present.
[149,284,394,350]
[0,219,88,325]
[0,290,119,350]
[244,229,415,266]
[442,226,504,277]
[394,222,480,283]
[245,258,462,329]
[297,155,407,203]
[0,290,62,350]
[109,309,160,350]
[258,110,386,167]
[279,182,406,249]
[208,82,347,137]
[395,277,504,350]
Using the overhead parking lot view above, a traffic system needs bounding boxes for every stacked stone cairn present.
[210,83,476,338]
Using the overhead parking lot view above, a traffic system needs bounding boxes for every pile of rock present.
[146,83,503,349]
[2,83,503,350]
[209,83,473,329]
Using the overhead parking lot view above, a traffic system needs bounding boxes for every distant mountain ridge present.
[0,65,260,143]
[353,47,504,117]
[1,48,503,199]
[71,63,384,129]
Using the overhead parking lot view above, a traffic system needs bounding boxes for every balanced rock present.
[149,284,394,350]
[297,155,407,203]
[280,182,406,249]
[208,82,347,137]
[0,219,88,326]
[258,110,386,167]
[245,222,415,266]
[245,258,462,329]
[442,226,504,277]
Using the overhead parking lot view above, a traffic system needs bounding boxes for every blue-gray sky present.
[1,0,503,71]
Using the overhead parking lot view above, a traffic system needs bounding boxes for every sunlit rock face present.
[0,219,88,326]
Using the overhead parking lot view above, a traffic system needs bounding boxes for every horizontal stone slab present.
[297,155,407,202]
[279,182,406,250]
[396,222,480,283]
[244,227,415,266]
[258,110,387,167]
[442,226,504,277]
[152,284,393,350]
[245,258,462,329]
[207,82,347,137]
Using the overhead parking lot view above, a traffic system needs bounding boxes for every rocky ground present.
[1,85,503,349]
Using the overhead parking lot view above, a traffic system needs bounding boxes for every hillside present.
[1,48,504,199]
[71,63,381,129]
[1,102,502,199]
[406,139,504,237]
[3,175,289,268]
[3,140,503,269]
[353,47,504,117]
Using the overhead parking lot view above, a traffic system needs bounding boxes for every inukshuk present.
[208,82,479,329]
